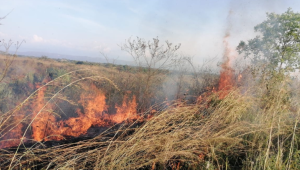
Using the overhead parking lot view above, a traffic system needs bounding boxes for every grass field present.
[0,53,300,170]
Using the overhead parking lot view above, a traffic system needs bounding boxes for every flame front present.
[218,33,237,99]
[57,91,109,138]
[31,84,57,141]
[197,33,239,102]
[0,84,139,148]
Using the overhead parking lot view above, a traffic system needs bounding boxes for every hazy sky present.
[1,0,300,64]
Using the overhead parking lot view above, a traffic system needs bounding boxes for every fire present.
[56,92,138,138]
[31,83,56,141]
[0,83,139,149]
[56,91,109,138]
[238,74,242,82]
[218,33,237,99]
[197,33,239,102]
[50,87,138,140]
[218,58,234,99]
[112,95,138,123]
[0,83,48,148]
[0,113,25,149]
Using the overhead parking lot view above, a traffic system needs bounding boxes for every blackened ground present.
[0,118,145,169]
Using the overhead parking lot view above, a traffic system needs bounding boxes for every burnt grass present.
[0,118,145,169]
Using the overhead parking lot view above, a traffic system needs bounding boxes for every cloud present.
[62,15,105,30]
[33,34,44,42]
[0,32,6,38]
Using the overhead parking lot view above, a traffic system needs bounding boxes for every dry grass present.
[1,56,300,169]
[1,74,299,169]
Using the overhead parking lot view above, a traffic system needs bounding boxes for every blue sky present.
[1,0,300,64]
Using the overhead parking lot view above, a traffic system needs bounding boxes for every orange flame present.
[112,95,138,123]
[50,86,139,140]
[238,74,242,82]
[56,91,109,138]
[218,33,237,99]
[196,33,239,103]
[0,83,139,148]
[31,83,57,141]
[0,113,25,149]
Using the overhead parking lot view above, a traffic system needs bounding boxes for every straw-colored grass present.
[1,70,299,170]
[1,54,300,169]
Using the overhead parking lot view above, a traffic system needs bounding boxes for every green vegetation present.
[1,8,300,170]
[237,8,300,73]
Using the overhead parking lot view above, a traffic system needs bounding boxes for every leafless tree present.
[0,12,25,83]
[0,11,12,25]
[0,40,25,83]
[121,37,181,111]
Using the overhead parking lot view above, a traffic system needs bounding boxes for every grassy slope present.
[1,55,300,169]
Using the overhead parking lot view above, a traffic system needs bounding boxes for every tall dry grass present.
[1,53,300,170]
[1,65,299,170]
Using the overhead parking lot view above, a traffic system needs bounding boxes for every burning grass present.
[1,54,300,169]
[93,80,300,169]
[1,72,300,169]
